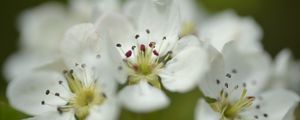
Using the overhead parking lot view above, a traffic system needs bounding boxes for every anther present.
[57,107,63,114]
[131,46,136,50]
[149,42,156,48]
[58,80,63,84]
[135,34,140,39]
[45,90,50,95]
[216,79,220,84]
[247,96,255,101]
[226,73,231,78]
[140,44,146,52]
[102,93,107,98]
[225,83,229,88]
[263,113,268,118]
[232,69,237,74]
[146,29,150,34]
[55,93,60,96]
[125,50,132,58]
[163,36,166,40]
[116,43,122,47]
[153,50,159,56]
[118,66,123,70]
[96,54,101,58]
[234,85,239,89]
[63,70,68,74]
[41,101,45,105]
[69,69,74,74]
[256,105,260,109]
[254,115,258,119]
[81,64,86,68]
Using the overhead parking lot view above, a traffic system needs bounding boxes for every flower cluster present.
[4,0,300,120]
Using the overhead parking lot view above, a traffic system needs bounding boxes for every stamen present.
[116,43,122,47]
[140,44,146,52]
[153,50,159,56]
[125,50,132,58]
[146,29,150,34]
[149,42,156,48]
[135,34,140,39]
[45,90,50,95]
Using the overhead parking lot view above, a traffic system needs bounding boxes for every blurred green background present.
[0,0,299,119]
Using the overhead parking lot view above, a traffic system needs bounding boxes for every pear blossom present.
[198,10,263,53]
[196,42,299,120]
[3,0,119,81]
[96,0,209,112]
[7,23,120,120]
[270,49,300,94]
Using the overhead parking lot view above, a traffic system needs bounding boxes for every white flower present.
[7,24,120,120]
[96,0,209,113]
[3,2,77,81]
[198,10,263,53]
[196,42,299,120]
[270,49,300,94]
[3,0,118,81]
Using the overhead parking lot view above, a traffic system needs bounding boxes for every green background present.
[0,0,299,119]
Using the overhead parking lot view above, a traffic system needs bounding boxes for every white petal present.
[199,10,263,53]
[7,71,68,115]
[195,99,221,120]
[95,13,135,57]
[3,52,59,81]
[19,2,78,54]
[222,42,271,95]
[87,99,120,120]
[25,111,75,120]
[160,36,209,93]
[272,49,300,93]
[61,23,100,66]
[199,48,226,99]
[118,81,170,113]
[134,0,181,54]
[240,89,300,120]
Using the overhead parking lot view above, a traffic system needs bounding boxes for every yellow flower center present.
[42,66,106,120]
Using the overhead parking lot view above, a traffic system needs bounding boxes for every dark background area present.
[0,0,299,119]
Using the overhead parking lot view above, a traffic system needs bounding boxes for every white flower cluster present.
[4,0,300,120]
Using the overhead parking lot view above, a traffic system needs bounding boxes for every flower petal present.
[199,48,226,98]
[272,49,300,93]
[19,2,78,54]
[118,81,170,113]
[195,99,221,120]
[160,36,209,93]
[95,13,135,58]
[198,10,263,53]
[25,111,75,120]
[240,89,300,120]
[3,52,59,81]
[7,71,68,115]
[61,23,122,90]
[222,42,271,95]
[87,99,120,120]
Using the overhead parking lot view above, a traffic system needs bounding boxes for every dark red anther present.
[149,42,156,48]
[125,50,132,58]
[153,50,159,56]
[140,44,146,52]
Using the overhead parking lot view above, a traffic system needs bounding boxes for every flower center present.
[116,29,173,89]
[41,64,106,120]
[209,88,255,120]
